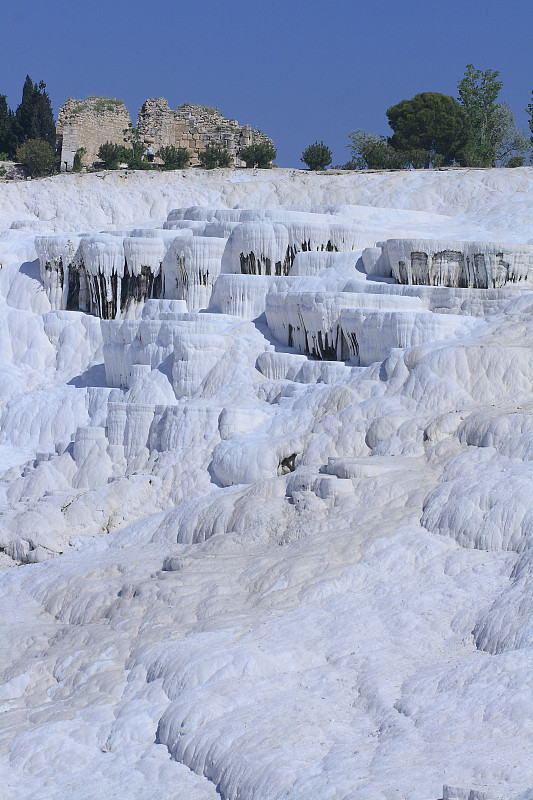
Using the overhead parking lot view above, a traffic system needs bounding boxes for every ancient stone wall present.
[56,97,132,172]
[136,98,273,166]
[56,96,274,170]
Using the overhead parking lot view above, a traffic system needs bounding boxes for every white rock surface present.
[383,238,533,287]
[1,167,533,800]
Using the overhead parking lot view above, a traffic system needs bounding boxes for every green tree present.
[16,138,56,177]
[458,64,503,166]
[491,102,530,166]
[239,141,277,168]
[72,147,86,172]
[122,124,152,169]
[386,92,471,168]
[346,130,413,170]
[97,141,127,169]
[198,144,232,169]
[0,95,15,157]
[346,130,392,169]
[526,91,533,151]
[156,145,190,170]
[301,141,332,170]
[507,156,526,168]
[14,76,56,149]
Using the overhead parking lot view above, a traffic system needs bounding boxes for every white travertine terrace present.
[35,234,83,311]
[162,236,227,310]
[266,292,480,365]
[381,238,533,287]
[2,168,533,800]
[209,273,301,318]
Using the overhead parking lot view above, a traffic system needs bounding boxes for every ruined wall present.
[56,97,132,172]
[136,98,273,166]
[57,96,273,170]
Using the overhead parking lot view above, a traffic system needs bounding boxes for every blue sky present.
[2,0,532,166]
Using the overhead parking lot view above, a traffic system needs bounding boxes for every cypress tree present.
[0,95,14,156]
[14,76,55,149]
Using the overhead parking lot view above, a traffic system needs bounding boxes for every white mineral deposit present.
[1,167,533,800]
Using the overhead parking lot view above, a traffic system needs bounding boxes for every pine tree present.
[386,92,471,168]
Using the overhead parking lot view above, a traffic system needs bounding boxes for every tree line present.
[0,76,56,176]
[0,75,278,177]
[95,137,277,171]
[301,65,533,171]
[3,67,533,177]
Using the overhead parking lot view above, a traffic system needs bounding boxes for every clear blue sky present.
[2,0,532,167]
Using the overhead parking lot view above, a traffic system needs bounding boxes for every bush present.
[346,130,453,171]
[121,124,153,169]
[198,145,232,169]
[239,142,277,168]
[301,141,332,170]
[507,155,525,168]
[16,138,56,177]
[156,145,190,170]
[97,141,127,169]
[72,147,86,172]
[346,130,398,170]
[125,153,152,170]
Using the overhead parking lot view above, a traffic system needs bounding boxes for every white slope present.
[1,167,533,800]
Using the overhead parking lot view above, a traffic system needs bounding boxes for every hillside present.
[1,167,533,800]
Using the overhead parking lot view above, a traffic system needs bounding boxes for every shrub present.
[198,145,232,169]
[16,138,56,177]
[239,142,277,168]
[178,103,220,115]
[121,124,152,169]
[72,147,86,172]
[408,149,429,169]
[346,130,398,170]
[97,141,127,169]
[70,96,124,115]
[301,141,332,170]
[507,155,525,168]
[124,153,152,170]
[156,145,190,170]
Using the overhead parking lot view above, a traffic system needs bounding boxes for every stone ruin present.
[137,98,272,166]
[56,97,132,172]
[56,96,274,171]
